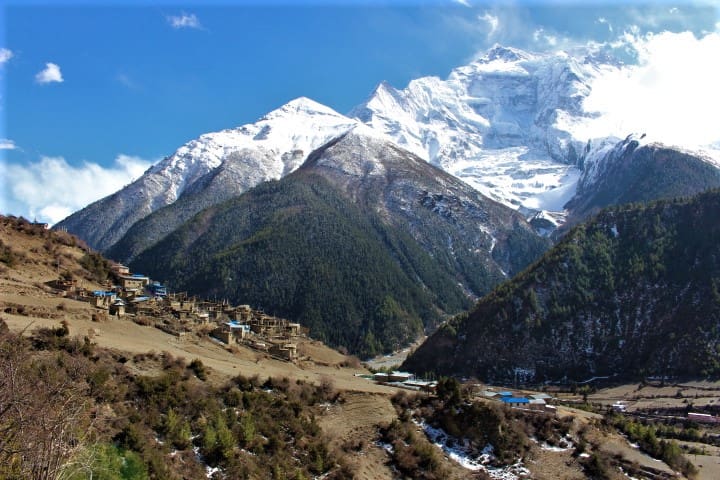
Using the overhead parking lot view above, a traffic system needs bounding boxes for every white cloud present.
[167,12,201,29]
[35,62,63,84]
[597,17,613,33]
[0,48,12,65]
[0,154,155,225]
[454,0,471,6]
[479,12,499,38]
[575,31,720,149]
[533,28,559,47]
[0,139,17,150]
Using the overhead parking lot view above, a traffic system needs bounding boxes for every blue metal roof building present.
[500,397,530,404]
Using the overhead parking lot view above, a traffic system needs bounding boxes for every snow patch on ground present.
[417,420,530,479]
[531,435,575,452]
[376,440,394,455]
[193,446,223,479]
[521,167,580,212]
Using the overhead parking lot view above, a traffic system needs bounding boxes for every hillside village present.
[51,262,305,362]
[7,216,720,479]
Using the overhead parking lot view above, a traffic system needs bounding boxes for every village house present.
[248,314,301,337]
[146,281,167,297]
[269,341,298,362]
[111,263,130,276]
[193,311,211,325]
[404,379,438,393]
[129,296,157,315]
[234,305,254,322]
[387,371,413,382]
[48,277,79,294]
[165,293,197,318]
[211,321,251,344]
[118,274,149,291]
[92,291,116,309]
[500,396,530,407]
[197,301,226,320]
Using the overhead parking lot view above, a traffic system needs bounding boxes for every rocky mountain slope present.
[57,98,359,253]
[351,45,620,218]
[57,45,620,255]
[403,189,720,383]
[563,134,720,228]
[130,130,548,356]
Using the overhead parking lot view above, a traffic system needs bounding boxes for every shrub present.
[188,358,208,381]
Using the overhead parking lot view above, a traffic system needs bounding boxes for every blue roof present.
[501,397,529,404]
[499,391,514,396]
[225,321,249,330]
[131,273,146,278]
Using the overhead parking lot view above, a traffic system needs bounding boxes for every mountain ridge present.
[403,189,720,382]
[129,131,549,356]
[57,97,360,252]
[58,44,720,253]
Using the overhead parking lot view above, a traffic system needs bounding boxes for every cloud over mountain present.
[577,30,720,151]
[1,154,154,224]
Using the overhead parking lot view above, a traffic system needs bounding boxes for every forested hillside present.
[132,175,461,357]
[405,189,720,382]
[130,132,547,357]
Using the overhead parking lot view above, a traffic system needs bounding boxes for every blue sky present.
[1,1,719,223]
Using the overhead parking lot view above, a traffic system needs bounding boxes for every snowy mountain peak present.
[350,44,621,217]
[159,97,358,192]
[263,96,347,120]
[57,97,360,251]
[480,44,533,63]
[372,80,395,95]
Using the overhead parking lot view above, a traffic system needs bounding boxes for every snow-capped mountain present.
[57,97,360,251]
[351,45,620,221]
[128,129,548,354]
[562,133,720,227]
[58,44,720,256]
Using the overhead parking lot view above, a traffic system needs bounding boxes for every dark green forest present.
[131,174,474,357]
[405,189,720,382]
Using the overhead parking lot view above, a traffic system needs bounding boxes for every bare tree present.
[0,326,91,479]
